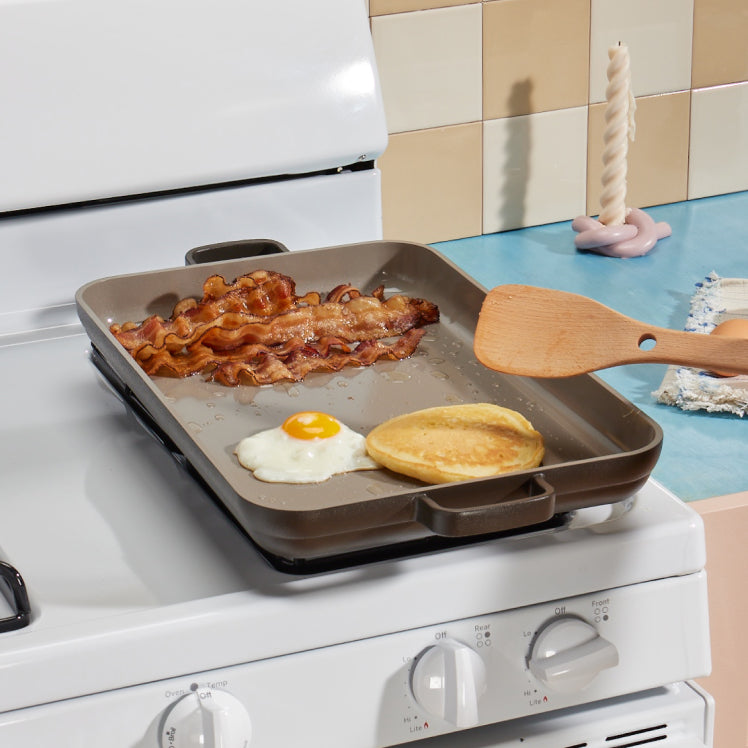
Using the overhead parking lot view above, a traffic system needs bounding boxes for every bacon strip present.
[211,329,426,386]
[110,270,438,386]
[115,293,436,356]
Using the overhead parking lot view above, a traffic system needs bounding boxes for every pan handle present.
[185,238,289,265]
[413,474,556,537]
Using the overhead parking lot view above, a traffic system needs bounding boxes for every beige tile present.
[483,0,590,119]
[378,123,482,243]
[371,5,482,134]
[689,82,748,199]
[370,0,477,16]
[692,0,748,88]
[586,91,690,216]
[590,0,694,103]
[483,107,587,233]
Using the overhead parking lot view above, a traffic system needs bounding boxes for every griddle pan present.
[76,241,662,562]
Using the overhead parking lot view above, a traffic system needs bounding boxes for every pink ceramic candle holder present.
[572,208,672,258]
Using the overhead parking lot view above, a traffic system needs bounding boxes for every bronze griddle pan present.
[76,241,662,562]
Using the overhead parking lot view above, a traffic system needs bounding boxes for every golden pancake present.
[365,403,544,484]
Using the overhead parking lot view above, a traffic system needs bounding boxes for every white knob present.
[528,617,618,693]
[410,639,487,728]
[161,686,252,748]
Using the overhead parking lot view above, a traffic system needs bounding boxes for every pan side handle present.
[413,474,556,537]
[185,238,289,265]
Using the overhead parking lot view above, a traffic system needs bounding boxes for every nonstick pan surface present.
[76,241,662,562]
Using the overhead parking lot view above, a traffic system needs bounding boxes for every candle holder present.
[572,209,672,258]
[573,42,671,258]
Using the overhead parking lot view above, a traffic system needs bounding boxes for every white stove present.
[0,2,713,746]
[0,326,713,745]
[0,329,714,745]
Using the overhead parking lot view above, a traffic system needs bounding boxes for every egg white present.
[235,420,379,483]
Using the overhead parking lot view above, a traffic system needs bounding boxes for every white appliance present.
[0,2,713,746]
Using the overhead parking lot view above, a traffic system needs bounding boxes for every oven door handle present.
[0,560,32,632]
[413,474,556,537]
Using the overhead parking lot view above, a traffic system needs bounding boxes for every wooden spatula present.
[474,284,748,378]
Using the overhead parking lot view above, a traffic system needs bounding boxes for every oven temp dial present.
[160,686,252,747]
[410,638,487,728]
[528,616,619,693]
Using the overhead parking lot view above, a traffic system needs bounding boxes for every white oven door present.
[0,0,387,212]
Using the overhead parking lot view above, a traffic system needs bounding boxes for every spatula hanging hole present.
[638,334,657,351]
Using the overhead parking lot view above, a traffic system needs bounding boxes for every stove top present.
[0,328,706,714]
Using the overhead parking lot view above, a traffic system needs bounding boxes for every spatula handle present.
[634,324,748,375]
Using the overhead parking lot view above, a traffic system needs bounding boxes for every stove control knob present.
[160,686,252,747]
[410,639,487,728]
[528,616,618,693]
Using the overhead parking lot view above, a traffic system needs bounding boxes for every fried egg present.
[235,411,379,483]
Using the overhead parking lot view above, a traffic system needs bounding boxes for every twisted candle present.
[572,42,671,257]
[599,43,636,226]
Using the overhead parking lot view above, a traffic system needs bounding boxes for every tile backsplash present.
[369,0,748,243]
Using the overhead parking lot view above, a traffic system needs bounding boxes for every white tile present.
[689,82,748,199]
[590,0,694,103]
[371,4,482,133]
[483,107,587,233]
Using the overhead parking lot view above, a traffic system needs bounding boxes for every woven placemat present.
[653,273,748,417]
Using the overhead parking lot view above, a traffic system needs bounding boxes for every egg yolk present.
[282,411,341,440]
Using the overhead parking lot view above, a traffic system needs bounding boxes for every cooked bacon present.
[110,270,438,386]
[116,293,437,356]
[112,269,314,335]
[211,329,426,386]
[136,337,313,378]
[199,269,321,310]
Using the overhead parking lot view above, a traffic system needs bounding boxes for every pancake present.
[365,403,544,484]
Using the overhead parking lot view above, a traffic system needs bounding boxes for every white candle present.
[599,43,636,226]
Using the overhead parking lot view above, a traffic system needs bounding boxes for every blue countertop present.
[433,192,748,502]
